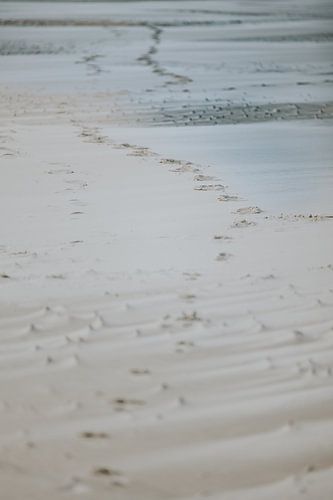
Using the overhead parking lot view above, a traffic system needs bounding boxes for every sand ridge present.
[0,1,333,499]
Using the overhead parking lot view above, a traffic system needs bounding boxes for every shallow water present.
[1,0,332,213]
[104,121,333,214]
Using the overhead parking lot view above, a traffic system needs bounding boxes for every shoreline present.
[1,103,333,500]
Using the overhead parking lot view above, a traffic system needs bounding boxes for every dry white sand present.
[1,1,333,499]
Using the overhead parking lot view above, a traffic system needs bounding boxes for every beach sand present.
[0,1,333,499]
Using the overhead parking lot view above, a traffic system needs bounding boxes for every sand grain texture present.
[0,1,333,499]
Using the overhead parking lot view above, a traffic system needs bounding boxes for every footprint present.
[232,219,257,228]
[160,158,181,166]
[130,368,151,375]
[112,398,146,408]
[127,147,153,157]
[170,163,197,173]
[80,431,110,439]
[216,252,232,261]
[236,206,263,214]
[194,184,225,191]
[177,311,202,322]
[194,174,216,182]
[177,340,195,347]
[293,330,307,342]
[179,293,196,301]
[183,272,201,280]
[93,467,122,477]
[114,143,136,149]
[93,467,129,486]
[47,167,74,175]
[218,194,240,202]
[213,235,232,241]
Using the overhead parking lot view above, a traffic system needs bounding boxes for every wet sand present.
[0,1,333,499]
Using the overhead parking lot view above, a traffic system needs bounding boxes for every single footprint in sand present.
[177,340,195,347]
[171,163,197,173]
[160,158,181,165]
[127,147,151,157]
[216,252,232,261]
[213,235,232,241]
[236,206,263,214]
[93,467,128,486]
[177,311,202,322]
[293,330,307,343]
[71,211,84,216]
[183,272,201,280]
[218,194,240,202]
[93,467,121,477]
[80,431,110,439]
[112,398,146,409]
[114,143,136,149]
[194,184,225,191]
[232,219,257,228]
[194,174,216,182]
[130,368,151,375]
[179,293,196,301]
[261,274,276,280]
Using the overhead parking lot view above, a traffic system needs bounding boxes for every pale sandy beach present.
[0,1,333,499]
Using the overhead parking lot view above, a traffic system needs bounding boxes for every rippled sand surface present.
[0,2,333,499]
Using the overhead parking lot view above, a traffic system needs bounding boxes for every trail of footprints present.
[2,124,332,494]
[75,124,333,271]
